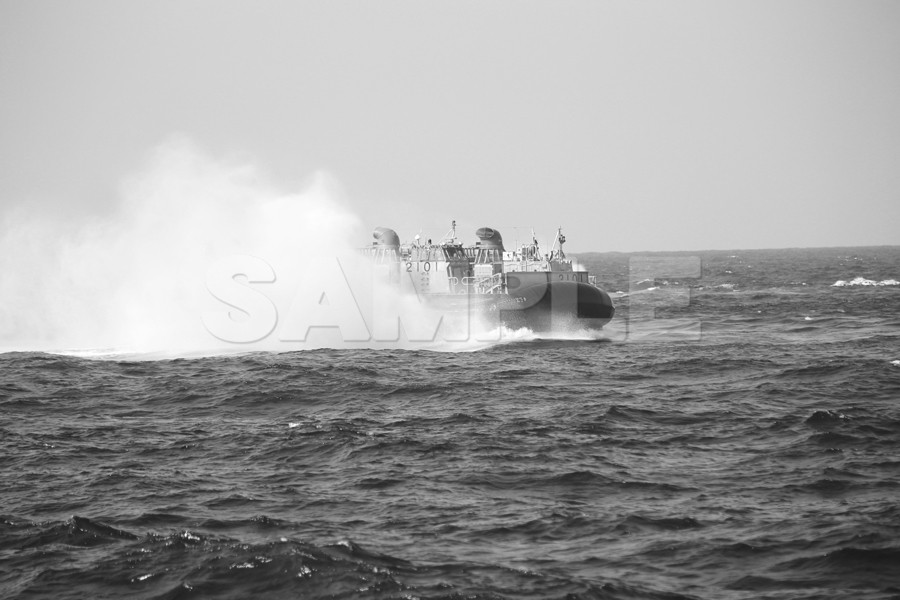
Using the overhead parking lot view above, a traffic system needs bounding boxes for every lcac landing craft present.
[365,222,615,333]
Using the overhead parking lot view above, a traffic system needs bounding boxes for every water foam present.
[832,277,900,287]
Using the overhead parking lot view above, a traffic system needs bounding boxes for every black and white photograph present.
[1,1,899,598]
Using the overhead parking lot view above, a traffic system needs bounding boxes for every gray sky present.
[2,0,899,252]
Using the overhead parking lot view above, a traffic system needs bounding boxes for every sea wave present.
[4,249,900,599]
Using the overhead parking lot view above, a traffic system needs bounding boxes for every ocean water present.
[2,246,900,600]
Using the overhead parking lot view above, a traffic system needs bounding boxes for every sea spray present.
[0,136,364,353]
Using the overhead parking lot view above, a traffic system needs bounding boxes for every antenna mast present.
[442,220,458,245]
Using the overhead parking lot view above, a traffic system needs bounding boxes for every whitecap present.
[832,277,900,287]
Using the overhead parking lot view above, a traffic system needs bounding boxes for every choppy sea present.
[2,246,900,600]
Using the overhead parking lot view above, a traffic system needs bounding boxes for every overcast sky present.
[2,0,898,252]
